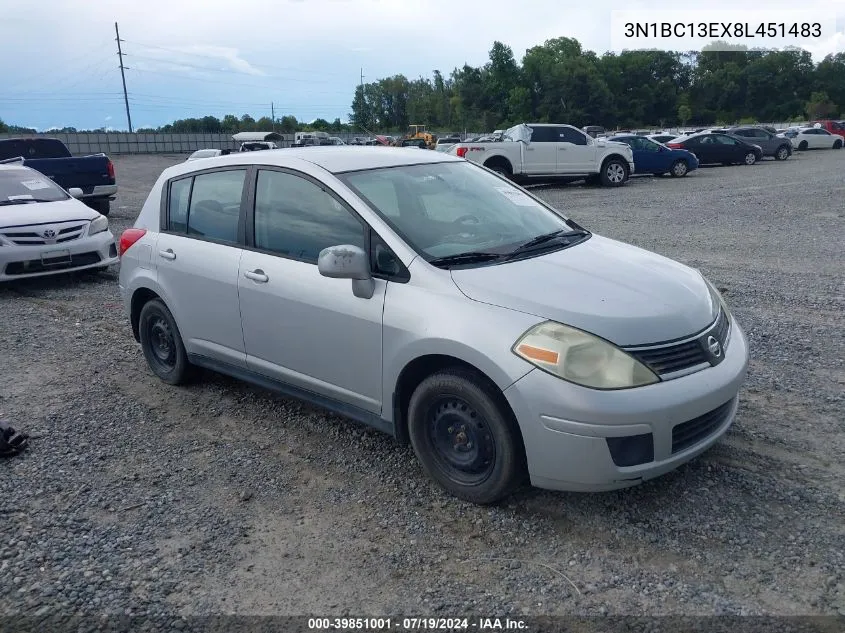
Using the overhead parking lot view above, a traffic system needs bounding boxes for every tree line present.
[349,38,844,132]
[2,37,842,135]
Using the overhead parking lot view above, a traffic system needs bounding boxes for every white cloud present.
[104,115,113,121]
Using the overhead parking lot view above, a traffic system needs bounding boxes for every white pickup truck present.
[449,123,635,187]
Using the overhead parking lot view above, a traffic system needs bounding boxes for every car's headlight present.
[700,274,731,318]
[512,321,658,389]
[88,214,109,236]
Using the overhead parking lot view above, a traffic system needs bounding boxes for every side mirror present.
[68,187,83,199]
[317,245,375,299]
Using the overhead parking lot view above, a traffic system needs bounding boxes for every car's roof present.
[165,146,461,177]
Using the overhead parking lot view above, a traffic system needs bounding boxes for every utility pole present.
[359,68,366,129]
[115,22,133,133]
[271,102,275,130]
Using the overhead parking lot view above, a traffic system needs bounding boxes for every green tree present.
[806,91,838,120]
[678,104,692,126]
[0,118,7,133]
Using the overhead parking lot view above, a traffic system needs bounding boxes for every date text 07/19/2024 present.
[307,617,528,630]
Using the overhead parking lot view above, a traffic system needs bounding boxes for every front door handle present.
[159,249,176,260]
[244,269,269,283]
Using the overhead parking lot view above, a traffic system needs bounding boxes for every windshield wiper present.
[428,251,506,268]
[505,229,590,258]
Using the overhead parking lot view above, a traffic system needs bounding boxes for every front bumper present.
[0,231,118,281]
[504,318,749,492]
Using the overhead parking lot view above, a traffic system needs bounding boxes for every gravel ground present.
[1,149,843,623]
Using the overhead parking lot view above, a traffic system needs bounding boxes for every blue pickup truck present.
[0,137,117,215]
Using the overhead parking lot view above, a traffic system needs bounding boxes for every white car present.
[0,165,118,281]
[787,127,844,151]
[187,149,231,161]
[449,123,635,186]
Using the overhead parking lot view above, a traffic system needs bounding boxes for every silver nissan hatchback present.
[119,147,748,504]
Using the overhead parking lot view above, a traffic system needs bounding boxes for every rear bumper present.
[81,184,117,199]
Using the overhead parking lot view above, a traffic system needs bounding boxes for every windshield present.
[339,161,583,262]
[0,169,68,205]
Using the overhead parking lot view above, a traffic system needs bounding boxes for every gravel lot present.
[1,149,843,622]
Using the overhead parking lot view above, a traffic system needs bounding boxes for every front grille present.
[671,399,735,453]
[630,340,707,375]
[1,221,89,245]
[627,309,731,378]
[5,251,101,275]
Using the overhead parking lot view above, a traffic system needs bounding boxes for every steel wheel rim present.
[147,316,176,371]
[674,162,687,176]
[745,152,756,165]
[607,163,625,182]
[777,148,787,160]
[426,396,496,485]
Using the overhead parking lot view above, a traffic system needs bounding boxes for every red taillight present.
[107,160,115,181]
[119,228,146,257]
[456,146,468,158]
[666,143,683,149]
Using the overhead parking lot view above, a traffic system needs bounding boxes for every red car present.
[810,120,845,140]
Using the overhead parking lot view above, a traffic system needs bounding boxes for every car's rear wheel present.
[774,146,790,161]
[600,158,628,186]
[407,369,524,504]
[139,299,194,385]
[485,162,513,180]
[744,151,757,165]
[670,159,688,177]
[834,139,843,149]
[798,140,808,151]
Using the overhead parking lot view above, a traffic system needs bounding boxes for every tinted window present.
[253,170,365,263]
[715,135,738,145]
[168,177,191,232]
[0,168,68,202]
[0,139,72,161]
[185,169,245,242]
[528,126,558,142]
[559,127,588,145]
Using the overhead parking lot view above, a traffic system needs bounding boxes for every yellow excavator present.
[396,124,437,149]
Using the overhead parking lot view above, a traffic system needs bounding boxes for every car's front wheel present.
[775,145,790,161]
[834,139,843,150]
[600,158,628,186]
[670,159,688,177]
[798,140,808,151]
[744,151,757,165]
[407,369,525,504]
[138,299,194,385]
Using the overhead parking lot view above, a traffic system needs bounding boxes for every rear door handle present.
[244,269,269,283]
[159,249,176,260]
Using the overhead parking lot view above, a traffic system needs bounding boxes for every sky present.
[1,0,843,131]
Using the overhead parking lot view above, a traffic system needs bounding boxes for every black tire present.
[600,158,628,186]
[138,299,194,385]
[798,140,808,151]
[407,369,524,504]
[669,159,688,177]
[834,139,843,149]
[774,145,790,161]
[743,151,757,165]
[485,162,513,180]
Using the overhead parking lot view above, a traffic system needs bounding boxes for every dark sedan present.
[667,133,763,166]
[726,126,793,160]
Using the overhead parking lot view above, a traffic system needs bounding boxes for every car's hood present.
[0,198,98,228]
[450,235,716,347]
